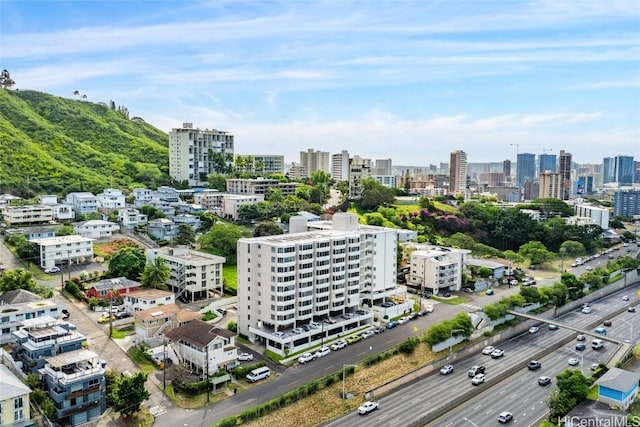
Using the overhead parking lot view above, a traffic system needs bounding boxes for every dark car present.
[629,307,636,313]
[374,326,386,334]
[527,360,541,370]
[386,321,399,329]
[467,365,486,377]
[575,343,586,351]
[116,312,132,319]
[603,319,612,326]
[61,309,70,319]
[410,312,420,320]
[442,292,452,298]
[418,309,429,316]
[381,301,395,308]
[538,376,552,386]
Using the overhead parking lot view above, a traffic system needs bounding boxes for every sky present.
[1,0,639,166]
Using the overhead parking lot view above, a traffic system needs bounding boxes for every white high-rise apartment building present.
[169,122,234,187]
[237,213,396,355]
[449,150,467,194]
[299,148,330,178]
[331,150,350,181]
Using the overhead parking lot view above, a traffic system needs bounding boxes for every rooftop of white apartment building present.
[29,235,94,246]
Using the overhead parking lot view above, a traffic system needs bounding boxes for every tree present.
[107,247,147,280]
[335,180,350,200]
[107,371,150,417]
[502,250,524,267]
[207,174,227,191]
[140,205,166,220]
[559,240,585,256]
[357,178,396,211]
[253,221,284,237]
[141,257,170,289]
[547,369,589,419]
[1,69,16,89]
[173,224,196,246]
[518,241,555,266]
[199,223,251,264]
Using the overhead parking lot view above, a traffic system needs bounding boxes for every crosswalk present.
[461,303,482,311]
[149,405,166,417]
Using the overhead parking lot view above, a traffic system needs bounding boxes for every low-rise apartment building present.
[41,349,106,426]
[226,178,298,198]
[165,319,237,377]
[28,235,94,270]
[0,364,33,427]
[574,203,610,230]
[147,247,225,302]
[1,205,54,226]
[405,244,468,296]
[123,289,175,313]
[73,220,119,239]
[65,192,98,216]
[0,290,65,344]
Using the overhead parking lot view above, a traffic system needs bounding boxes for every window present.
[14,396,24,420]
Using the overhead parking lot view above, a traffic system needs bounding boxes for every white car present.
[585,266,593,271]
[360,330,375,339]
[314,346,331,358]
[292,327,304,334]
[397,316,411,324]
[424,305,434,313]
[528,326,539,334]
[482,346,495,355]
[568,358,579,366]
[440,365,454,375]
[576,334,586,341]
[548,324,558,330]
[44,266,61,274]
[581,307,592,314]
[623,296,630,301]
[471,373,486,385]
[358,401,379,415]
[237,353,254,361]
[490,349,505,358]
[297,352,315,364]
[330,339,347,351]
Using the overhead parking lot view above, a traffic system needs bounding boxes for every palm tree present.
[141,257,170,290]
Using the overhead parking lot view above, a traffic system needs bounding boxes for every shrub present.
[227,320,237,332]
[231,361,267,379]
[65,281,83,300]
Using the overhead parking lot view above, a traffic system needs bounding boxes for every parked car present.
[527,360,541,370]
[575,343,586,351]
[482,346,495,355]
[61,309,70,319]
[417,309,429,316]
[373,326,386,334]
[292,327,304,334]
[297,352,315,364]
[360,330,375,339]
[381,301,395,308]
[357,401,379,415]
[528,326,539,334]
[324,317,337,324]
[309,321,321,329]
[471,373,486,385]
[538,376,551,386]
[314,346,331,358]
[301,324,311,332]
[44,266,61,274]
[386,321,399,329]
[591,363,600,371]
[497,411,513,423]
[485,289,494,295]
[398,316,411,325]
[116,312,131,319]
[424,305,434,313]
[330,339,347,351]
[442,292,452,298]
[238,353,254,361]
[273,331,287,338]
[346,335,363,344]
[97,314,115,324]
[440,365,454,375]
[491,349,505,359]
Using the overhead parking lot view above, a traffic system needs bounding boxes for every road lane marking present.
[474,404,482,410]
[499,389,507,395]
[510,393,518,399]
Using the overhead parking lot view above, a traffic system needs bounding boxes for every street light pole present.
[342,364,357,399]
[450,328,465,355]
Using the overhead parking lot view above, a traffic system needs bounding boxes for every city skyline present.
[1,1,639,165]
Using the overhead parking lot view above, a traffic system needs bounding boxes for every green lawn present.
[223,264,237,294]
[430,295,469,305]
[110,327,135,339]
[127,347,156,374]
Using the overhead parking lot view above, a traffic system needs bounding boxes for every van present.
[245,366,270,383]
[591,339,604,350]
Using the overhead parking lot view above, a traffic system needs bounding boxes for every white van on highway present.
[591,339,604,350]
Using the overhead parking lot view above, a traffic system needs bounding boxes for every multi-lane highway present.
[327,286,639,427]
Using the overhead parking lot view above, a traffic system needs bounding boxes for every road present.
[325,286,639,427]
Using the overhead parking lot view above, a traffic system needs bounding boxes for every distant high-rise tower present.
[516,153,536,187]
[449,150,468,194]
[331,150,350,181]
[539,171,563,200]
[374,159,392,176]
[503,159,511,182]
[558,150,572,200]
[169,122,234,187]
[538,153,557,174]
[300,149,330,178]
[614,155,634,185]
[603,157,615,184]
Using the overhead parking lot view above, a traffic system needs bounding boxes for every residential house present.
[123,289,175,313]
[28,235,94,270]
[85,277,141,300]
[596,367,640,411]
[165,319,237,377]
[73,220,119,239]
[133,303,200,341]
[38,196,75,222]
[96,188,126,209]
[1,205,54,226]
[172,214,200,231]
[0,364,33,427]
[4,226,56,240]
[11,316,85,373]
[118,208,148,230]
[154,186,181,204]
[40,349,106,426]
[147,247,225,302]
[132,188,153,208]
[147,218,179,241]
[65,192,98,216]
[145,201,176,217]
[0,193,22,205]
[0,290,65,344]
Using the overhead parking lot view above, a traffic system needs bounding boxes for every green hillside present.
[0,89,170,196]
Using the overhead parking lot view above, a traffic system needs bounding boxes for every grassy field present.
[223,264,238,293]
[127,347,156,375]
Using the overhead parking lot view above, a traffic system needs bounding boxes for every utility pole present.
[206,345,210,403]
[109,289,114,338]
